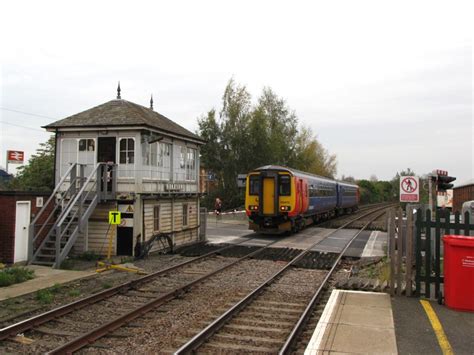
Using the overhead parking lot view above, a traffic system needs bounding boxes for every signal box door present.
[263,177,275,215]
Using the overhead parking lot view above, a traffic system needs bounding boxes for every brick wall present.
[453,184,474,214]
[0,192,52,264]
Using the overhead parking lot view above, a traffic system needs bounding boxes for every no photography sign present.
[400,176,419,202]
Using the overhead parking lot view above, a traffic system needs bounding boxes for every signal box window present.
[78,139,95,152]
[120,138,135,164]
[182,204,188,226]
[279,175,291,196]
[153,205,160,231]
[249,176,260,195]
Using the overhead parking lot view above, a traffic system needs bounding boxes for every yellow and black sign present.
[108,211,121,225]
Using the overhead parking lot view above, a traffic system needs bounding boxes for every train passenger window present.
[249,176,260,195]
[279,175,291,196]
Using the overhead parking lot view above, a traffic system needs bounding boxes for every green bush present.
[50,283,62,294]
[36,289,54,304]
[0,267,35,287]
[68,289,81,297]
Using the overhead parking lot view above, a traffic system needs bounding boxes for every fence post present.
[415,208,422,296]
[396,209,403,296]
[434,210,441,300]
[424,209,432,299]
[406,206,414,296]
[388,209,396,296]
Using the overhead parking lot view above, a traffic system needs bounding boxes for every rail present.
[279,208,389,354]
[0,236,267,344]
[175,204,393,353]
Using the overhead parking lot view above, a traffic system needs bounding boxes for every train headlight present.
[249,205,259,211]
[280,206,290,212]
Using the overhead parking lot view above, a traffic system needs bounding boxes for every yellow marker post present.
[420,300,454,355]
[96,210,146,275]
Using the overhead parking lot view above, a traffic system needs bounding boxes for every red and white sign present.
[7,150,24,164]
[400,176,419,202]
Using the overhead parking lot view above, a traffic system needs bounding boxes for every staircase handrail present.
[57,163,104,226]
[29,163,78,229]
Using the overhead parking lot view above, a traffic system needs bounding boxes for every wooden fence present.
[389,208,474,300]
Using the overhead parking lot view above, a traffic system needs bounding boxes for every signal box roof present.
[43,99,204,143]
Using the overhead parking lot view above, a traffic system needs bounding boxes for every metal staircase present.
[28,163,116,268]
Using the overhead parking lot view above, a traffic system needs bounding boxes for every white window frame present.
[185,147,197,181]
[118,137,136,179]
[77,138,96,176]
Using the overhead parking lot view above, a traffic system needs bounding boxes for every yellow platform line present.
[420,299,454,355]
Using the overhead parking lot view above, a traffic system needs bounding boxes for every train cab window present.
[279,175,291,196]
[249,176,260,195]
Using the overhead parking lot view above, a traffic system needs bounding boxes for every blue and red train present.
[245,165,359,233]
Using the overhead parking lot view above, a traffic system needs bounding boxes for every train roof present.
[253,165,358,187]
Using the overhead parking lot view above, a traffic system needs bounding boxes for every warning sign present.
[400,176,419,202]
[118,204,134,213]
[109,211,121,224]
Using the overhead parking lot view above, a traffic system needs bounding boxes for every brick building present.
[0,191,51,264]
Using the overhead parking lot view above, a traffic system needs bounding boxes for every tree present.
[198,78,338,209]
[291,127,337,178]
[9,136,55,192]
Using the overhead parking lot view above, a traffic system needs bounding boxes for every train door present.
[298,179,303,212]
[263,177,275,215]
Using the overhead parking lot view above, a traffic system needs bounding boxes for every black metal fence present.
[415,209,474,300]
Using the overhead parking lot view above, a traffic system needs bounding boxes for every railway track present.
[0,237,285,353]
[175,205,390,354]
[0,204,392,354]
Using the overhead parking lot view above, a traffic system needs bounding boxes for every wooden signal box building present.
[29,88,204,267]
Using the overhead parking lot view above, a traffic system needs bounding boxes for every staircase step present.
[37,254,56,259]
[32,260,55,266]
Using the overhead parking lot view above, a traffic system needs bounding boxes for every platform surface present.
[0,265,94,301]
[305,290,397,354]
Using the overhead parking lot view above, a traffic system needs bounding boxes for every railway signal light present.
[433,170,456,193]
[437,175,456,192]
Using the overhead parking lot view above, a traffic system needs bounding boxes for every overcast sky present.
[0,0,472,184]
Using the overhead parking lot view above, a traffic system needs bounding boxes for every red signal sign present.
[7,150,24,163]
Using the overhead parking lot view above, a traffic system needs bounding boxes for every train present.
[245,165,359,233]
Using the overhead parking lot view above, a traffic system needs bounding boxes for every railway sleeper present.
[199,341,278,353]
[237,309,300,322]
[231,317,294,329]
[245,305,303,315]
[221,324,288,336]
[252,300,306,310]
[213,333,283,347]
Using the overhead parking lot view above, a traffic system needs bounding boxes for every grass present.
[359,257,391,283]
[77,251,102,261]
[35,284,65,304]
[36,289,54,304]
[0,267,35,287]
[102,282,113,289]
[50,283,62,294]
[68,289,81,297]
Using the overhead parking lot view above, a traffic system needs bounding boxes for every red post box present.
[442,235,474,312]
